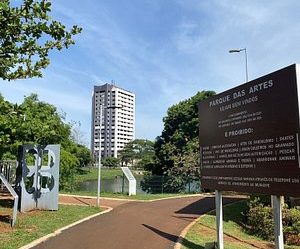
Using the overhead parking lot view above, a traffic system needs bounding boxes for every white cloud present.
[2,0,300,142]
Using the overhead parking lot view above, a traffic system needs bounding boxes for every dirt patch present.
[19,209,42,217]
[0,214,13,233]
[0,192,15,229]
[0,205,13,229]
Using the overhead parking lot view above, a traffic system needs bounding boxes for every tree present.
[118,139,155,168]
[137,154,156,171]
[0,0,82,80]
[70,121,88,146]
[118,143,135,166]
[0,93,70,157]
[60,149,79,191]
[165,150,200,192]
[0,94,14,156]
[0,93,91,189]
[154,90,215,187]
[21,94,71,144]
[102,156,120,168]
[73,145,92,168]
[66,142,92,168]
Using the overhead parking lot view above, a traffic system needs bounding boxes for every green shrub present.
[245,197,300,246]
[59,149,79,191]
[245,198,274,240]
[283,208,300,245]
[249,194,271,206]
[102,156,120,168]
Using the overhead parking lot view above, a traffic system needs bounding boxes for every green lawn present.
[60,190,194,201]
[181,201,300,249]
[0,205,101,249]
[75,167,124,183]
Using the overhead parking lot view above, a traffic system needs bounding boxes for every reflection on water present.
[78,175,144,193]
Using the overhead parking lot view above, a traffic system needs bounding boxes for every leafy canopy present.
[118,139,155,168]
[0,93,92,190]
[102,156,120,168]
[0,0,82,80]
[154,90,215,186]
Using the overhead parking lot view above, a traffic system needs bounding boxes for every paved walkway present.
[32,195,239,249]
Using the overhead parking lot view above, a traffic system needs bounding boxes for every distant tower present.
[91,83,135,159]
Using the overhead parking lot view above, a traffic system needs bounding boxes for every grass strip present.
[181,201,300,249]
[60,191,194,200]
[74,167,124,183]
[0,204,101,249]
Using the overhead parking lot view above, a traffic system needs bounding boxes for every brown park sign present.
[198,64,300,196]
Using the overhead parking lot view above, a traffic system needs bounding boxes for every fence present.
[125,174,201,194]
[76,173,201,194]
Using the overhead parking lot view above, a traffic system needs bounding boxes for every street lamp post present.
[96,104,123,207]
[229,48,248,83]
[97,105,103,207]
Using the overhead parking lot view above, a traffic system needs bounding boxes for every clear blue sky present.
[1,0,300,145]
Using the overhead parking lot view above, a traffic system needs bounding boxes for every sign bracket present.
[272,195,284,249]
[215,190,224,249]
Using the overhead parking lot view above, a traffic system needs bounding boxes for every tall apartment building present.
[91,83,135,159]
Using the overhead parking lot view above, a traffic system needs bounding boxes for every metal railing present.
[0,160,17,186]
[0,160,18,227]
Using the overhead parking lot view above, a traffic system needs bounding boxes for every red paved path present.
[32,195,239,249]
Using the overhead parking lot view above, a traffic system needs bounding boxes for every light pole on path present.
[229,48,248,83]
[97,104,123,207]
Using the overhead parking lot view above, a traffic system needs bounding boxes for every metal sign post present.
[215,190,224,249]
[272,195,284,249]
